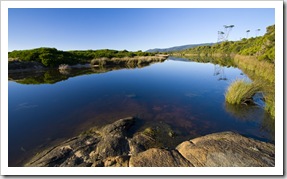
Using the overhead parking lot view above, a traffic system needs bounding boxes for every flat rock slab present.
[176,131,275,167]
[129,148,193,167]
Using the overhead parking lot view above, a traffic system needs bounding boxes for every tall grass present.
[225,79,261,105]
[90,58,108,66]
[264,88,275,118]
[233,55,275,118]
[90,56,166,67]
[58,64,71,70]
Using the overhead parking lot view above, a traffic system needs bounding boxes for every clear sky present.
[8,8,274,52]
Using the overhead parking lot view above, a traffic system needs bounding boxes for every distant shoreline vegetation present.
[173,25,275,64]
[8,48,161,68]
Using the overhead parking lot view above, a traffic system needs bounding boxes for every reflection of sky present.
[8,57,274,166]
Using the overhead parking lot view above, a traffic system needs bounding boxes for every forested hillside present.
[178,25,275,63]
[146,43,214,53]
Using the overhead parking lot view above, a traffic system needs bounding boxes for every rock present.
[24,118,275,167]
[100,117,135,136]
[95,135,130,159]
[95,117,135,159]
[24,117,134,167]
[142,127,156,137]
[104,156,130,167]
[25,134,100,167]
[126,94,136,98]
[129,148,193,167]
[25,145,73,167]
[176,131,275,167]
[168,131,175,137]
[128,132,158,155]
[91,160,104,167]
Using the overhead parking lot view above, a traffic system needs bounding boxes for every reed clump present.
[58,64,71,70]
[90,58,108,66]
[225,79,261,105]
[90,56,166,68]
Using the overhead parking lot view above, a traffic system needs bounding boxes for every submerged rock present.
[128,132,159,155]
[24,117,275,167]
[95,117,135,159]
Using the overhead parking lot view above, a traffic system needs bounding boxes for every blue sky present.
[8,8,274,52]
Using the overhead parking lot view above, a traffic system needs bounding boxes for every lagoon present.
[8,57,274,166]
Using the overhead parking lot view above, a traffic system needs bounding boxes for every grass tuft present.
[225,79,261,105]
[58,64,70,70]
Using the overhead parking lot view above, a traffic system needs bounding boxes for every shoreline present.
[8,55,169,72]
[24,117,275,167]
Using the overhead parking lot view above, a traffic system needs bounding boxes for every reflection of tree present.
[213,65,227,81]
[9,62,157,85]
[187,56,236,68]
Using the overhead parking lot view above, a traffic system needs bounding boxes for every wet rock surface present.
[25,117,275,167]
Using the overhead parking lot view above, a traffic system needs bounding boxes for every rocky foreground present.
[25,117,275,167]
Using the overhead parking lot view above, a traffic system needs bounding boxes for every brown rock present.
[129,148,193,167]
[25,134,100,167]
[176,131,275,167]
[104,156,130,167]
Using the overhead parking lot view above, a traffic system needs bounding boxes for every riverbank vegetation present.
[233,55,275,118]
[8,48,157,67]
[175,25,274,62]
[174,24,275,118]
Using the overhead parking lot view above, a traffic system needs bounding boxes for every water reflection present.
[8,61,160,85]
[225,102,274,142]
[8,57,274,166]
[213,65,227,81]
[185,56,236,67]
[225,102,260,121]
[59,68,71,75]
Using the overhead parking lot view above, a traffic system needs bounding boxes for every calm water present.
[8,57,274,166]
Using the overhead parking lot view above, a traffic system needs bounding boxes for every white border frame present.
[1,0,283,176]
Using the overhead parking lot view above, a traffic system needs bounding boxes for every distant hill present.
[146,43,215,53]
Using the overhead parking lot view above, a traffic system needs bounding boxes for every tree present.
[246,30,250,38]
[39,53,57,67]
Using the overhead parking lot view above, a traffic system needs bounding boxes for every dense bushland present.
[178,25,275,63]
[8,48,156,67]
